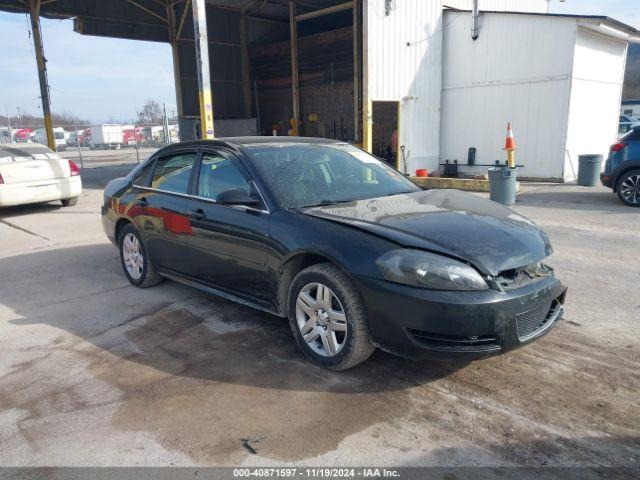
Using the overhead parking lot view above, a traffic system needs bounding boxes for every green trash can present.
[488,166,517,206]
[577,154,603,187]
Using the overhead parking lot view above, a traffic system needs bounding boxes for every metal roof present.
[443,8,640,41]
[0,0,349,24]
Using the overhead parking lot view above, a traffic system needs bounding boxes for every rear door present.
[186,149,273,305]
[0,150,70,184]
[131,150,198,275]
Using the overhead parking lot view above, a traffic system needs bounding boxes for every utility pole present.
[163,103,169,145]
[28,0,55,151]
[17,107,22,129]
[5,105,13,144]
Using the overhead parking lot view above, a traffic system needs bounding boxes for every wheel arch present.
[114,217,133,242]
[614,163,640,191]
[277,250,351,317]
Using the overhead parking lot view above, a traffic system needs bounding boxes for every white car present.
[0,143,82,208]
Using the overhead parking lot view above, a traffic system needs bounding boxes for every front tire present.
[118,224,162,288]
[61,197,78,207]
[616,169,640,207]
[288,263,375,370]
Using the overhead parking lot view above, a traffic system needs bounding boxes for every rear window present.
[133,160,156,187]
[620,128,640,142]
[0,148,60,164]
[151,153,197,194]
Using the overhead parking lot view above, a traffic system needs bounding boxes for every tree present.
[137,99,163,124]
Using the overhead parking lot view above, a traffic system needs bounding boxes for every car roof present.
[156,136,345,153]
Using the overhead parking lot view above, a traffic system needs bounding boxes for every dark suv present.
[602,126,640,207]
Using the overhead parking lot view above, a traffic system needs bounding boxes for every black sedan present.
[102,137,567,370]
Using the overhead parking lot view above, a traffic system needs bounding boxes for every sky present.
[0,13,175,124]
[0,0,639,124]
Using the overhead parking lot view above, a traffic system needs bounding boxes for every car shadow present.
[0,201,62,218]
[3,243,468,396]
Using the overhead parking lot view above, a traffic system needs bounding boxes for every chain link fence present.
[0,122,179,152]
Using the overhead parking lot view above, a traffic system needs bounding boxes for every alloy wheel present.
[620,174,640,205]
[122,232,144,280]
[295,282,348,357]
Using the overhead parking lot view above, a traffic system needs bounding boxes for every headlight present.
[376,249,489,291]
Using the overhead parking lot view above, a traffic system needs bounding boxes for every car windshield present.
[246,143,421,209]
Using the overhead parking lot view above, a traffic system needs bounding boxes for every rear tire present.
[288,263,375,371]
[118,224,162,288]
[61,197,78,207]
[616,169,640,207]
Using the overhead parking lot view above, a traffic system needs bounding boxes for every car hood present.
[302,189,552,276]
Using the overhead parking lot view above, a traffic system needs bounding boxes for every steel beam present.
[289,0,299,136]
[124,0,167,24]
[240,15,252,118]
[295,1,352,22]
[176,0,191,39]
[28,0,55,151]
[192,0,214,139]
[352,0,359,142]
[166,1,184,123]
[361,0,371,152]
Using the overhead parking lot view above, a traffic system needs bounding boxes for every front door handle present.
[136,196,148,207]
[190,208,206,220]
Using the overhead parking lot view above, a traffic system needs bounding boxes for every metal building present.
[1,0,638,181]
[440,11,640,180]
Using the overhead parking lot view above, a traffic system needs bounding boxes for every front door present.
[186,149,272,305]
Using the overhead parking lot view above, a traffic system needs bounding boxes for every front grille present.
[515,299,561,342]
[407,329,500,352]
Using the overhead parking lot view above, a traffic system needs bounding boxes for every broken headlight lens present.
[376,249,489,291]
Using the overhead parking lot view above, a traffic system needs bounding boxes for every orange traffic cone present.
[503,122,516,167]
[503,122,516,150]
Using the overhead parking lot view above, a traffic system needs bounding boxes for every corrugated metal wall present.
[440,12,576,179]
[365,0,443,172]
[564,29,627,180]
[364,0,549,173]
[176,5,245,119]
[444,0,548,13]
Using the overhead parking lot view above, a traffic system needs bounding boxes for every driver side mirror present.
[217,188,260,207]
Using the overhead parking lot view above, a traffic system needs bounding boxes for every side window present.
[151,153,197,194]
[133,160,155,187]
[197,152,252,201]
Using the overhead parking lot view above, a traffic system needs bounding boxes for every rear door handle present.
[190,208,206,220]
[136,197,148,207]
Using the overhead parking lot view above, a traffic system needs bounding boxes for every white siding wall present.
[440,12,576,179]
[364,0,550,173]
[564,29,627,180]
[444,0,548,13]
[365,0,443,172]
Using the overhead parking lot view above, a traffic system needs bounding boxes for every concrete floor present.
[0,160,638,467]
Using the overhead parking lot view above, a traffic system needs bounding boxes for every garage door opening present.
[248,3,361,142]
[371,101,400,170]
